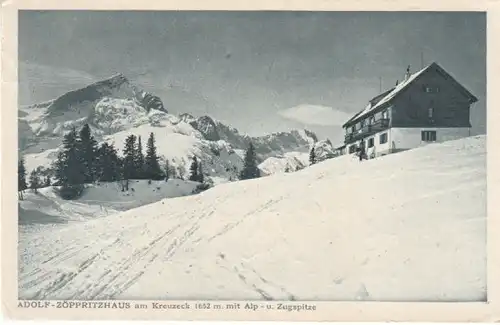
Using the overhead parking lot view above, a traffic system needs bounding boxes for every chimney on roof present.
[404,65,411,81]
[396,80,399,86]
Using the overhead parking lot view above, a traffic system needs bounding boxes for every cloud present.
[278,104,352,126]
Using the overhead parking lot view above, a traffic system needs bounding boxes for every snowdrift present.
[18,136,486,301]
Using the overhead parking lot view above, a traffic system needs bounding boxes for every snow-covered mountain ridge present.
[18,135,486,301]
[19,74,164,149]
[179,113,318,161]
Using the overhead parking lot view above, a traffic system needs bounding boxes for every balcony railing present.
[344,118,390,143]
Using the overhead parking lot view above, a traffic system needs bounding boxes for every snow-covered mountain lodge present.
[337,62,478,158]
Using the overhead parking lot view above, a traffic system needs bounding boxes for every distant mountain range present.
[19,73,336,182]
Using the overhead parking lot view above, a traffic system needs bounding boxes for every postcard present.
[1,0,499,321]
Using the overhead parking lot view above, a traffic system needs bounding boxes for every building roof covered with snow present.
[342,62,478,128]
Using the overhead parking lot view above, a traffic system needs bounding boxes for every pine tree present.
[198,161,204,183]
[55,128,85,186]
[309,146,317,165]
[29,170,41,193]
[44,176,51,187]
[54,128,86,199]
[189,157,199,182]
[18,156,27,200]
[134,136,145,179]
[118,157,126,192]
[18,157,27,190]
[285,165,290,173]
[164,160,170,182]
[122,135,137,190]
[96,143,121,182]
[144,132,163,180]
[177,165,186,180]
[54,151,66,185]
[77,124,98,183]
[239,142,260,180]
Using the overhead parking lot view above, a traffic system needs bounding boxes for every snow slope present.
[258,152,308,175]
[19,179,199,232]
[18,135,486,302]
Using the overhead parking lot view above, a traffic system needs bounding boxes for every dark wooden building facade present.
[339,62,478,158]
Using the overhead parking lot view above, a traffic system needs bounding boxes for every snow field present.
[18,136,486,301]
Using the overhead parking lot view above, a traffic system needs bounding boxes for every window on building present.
[349,145,357,154]
[428,107,434,118]
[368,138,374,148]
[360,119,365,128]
[380,133,388,144]
[423,85,440,93]
[368,116,375,125]
[421,130,437,142]
[382,110,388,119]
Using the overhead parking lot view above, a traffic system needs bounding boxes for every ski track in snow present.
[19,190,296,300]
[21,212,195,299]
[19,190,245,300]
[18,136,487,301]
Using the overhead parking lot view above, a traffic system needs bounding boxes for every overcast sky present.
[19,11,486,143]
